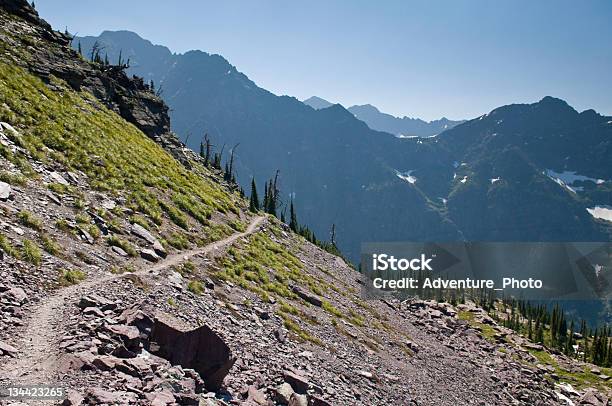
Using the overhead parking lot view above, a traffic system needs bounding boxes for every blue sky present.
[36,0,611,121]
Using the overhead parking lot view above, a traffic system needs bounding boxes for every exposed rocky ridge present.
[0,0,199,167]
[0,2,609,406]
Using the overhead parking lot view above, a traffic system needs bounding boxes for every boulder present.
[118,307,154,333]
[61,389,84,405]
[152,240,167,258]
[49,171,69,186]
[101,199,116,210]
[7,287,28,304]
[283,370,309,394]
[78,294,116,311]
[46,191,61,205]
[308,395,332,406]
[150,318,235,391]
[86,387,136,404]
[145,390,176,406]
[289,393,308,406]
[82,307,105,317]
[116,357,152,378]
[292,286,323,307]
[273,383,294,404]
[0,340,18,357]
[107,324,141,341]
[140,248,160,262]
[0,181,11,200]
[76,227,94,244]
[247,385,268,405]
[579,389,608,406]
[92,355,120,371]
[131,223,157,244]
[111,246,128,257]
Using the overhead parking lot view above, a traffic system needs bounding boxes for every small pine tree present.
[289,198,298,231]
[249,178,259,212]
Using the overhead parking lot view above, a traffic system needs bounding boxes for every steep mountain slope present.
[430,97,612,241]
[75,31,611,266]
[75,31,463,261]
[346,104,465,138]
[0,2,611,405]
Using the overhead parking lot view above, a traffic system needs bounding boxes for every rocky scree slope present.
[0,1,610,405]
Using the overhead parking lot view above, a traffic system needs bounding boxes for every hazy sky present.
[36,0,611,121]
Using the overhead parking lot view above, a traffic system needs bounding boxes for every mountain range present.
[1,3,611,403]
[75,32,612,270]
[303,96,465,138]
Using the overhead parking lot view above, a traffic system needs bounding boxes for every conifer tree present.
[289,198,298,231]
[249,178,259,212]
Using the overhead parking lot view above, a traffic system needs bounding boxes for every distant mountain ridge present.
[74,31,612,268]
[303,96,334,110]
[303,96,465,137]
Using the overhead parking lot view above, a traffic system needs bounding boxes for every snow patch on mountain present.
[396,170,417,184]
[545,169,605,186]
[586,206,612,222]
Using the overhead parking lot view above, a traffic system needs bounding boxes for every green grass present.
[18,210,43,231]
[40,233,60,255]
[187,280,204,295]
[216,231,309,301]
[458,311,497,342]
[59,269,86,285]
[0,62,238,242]
[129,215,150,230]
[0,232,19,258]
[278,311,322,345]
[164,232,190,250]
[107,235,137,257]
[22,239,42,265]
[55,218,72,232]
[322,300,344,318]
[0,171,27,186]
[526,349,612,392]
[47,182,73,195]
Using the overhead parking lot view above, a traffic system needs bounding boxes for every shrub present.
[22,239,42,265]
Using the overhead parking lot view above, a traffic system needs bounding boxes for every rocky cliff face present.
[0,0,174,147]
[0,2,610,406]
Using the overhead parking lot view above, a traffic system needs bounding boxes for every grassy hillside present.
[0,61,243,239]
